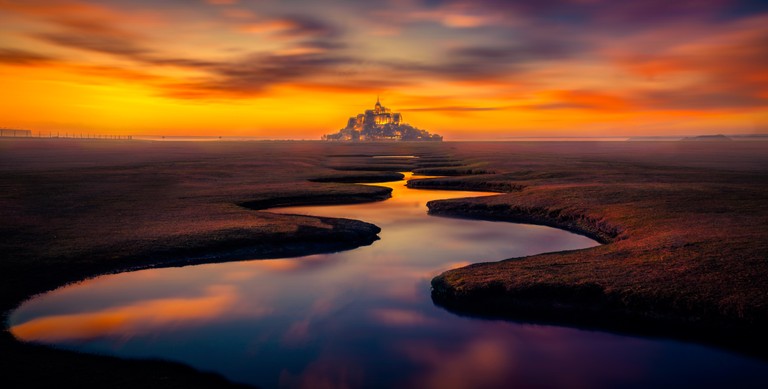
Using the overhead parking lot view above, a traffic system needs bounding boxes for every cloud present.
[35,32,150,58]
[450,39,577,62]
[418,0,768,40]
[401,105,507,112]
[404,5,500,28]
[63,63,168,83]
[4,0,767,114]
[0,0,164,28]
[0,48,55,65]
[590,0,737,28]
[606,14,768,110]
[18,2,170,63]
[239,15,340,39]
[26,11,353,98]
[33,28,219,69]
[380,37,579,81]
[159,51,354,99]
[524,102,600,110]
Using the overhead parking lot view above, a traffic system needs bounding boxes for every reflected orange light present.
[399,339,514,389]
[370,308,433,326]
[256,260,302,271]
[11,285,241,342]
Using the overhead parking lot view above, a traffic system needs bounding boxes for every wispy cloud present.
[0,48,55,65]
[239,15,340,39]
[0,0,766,135]
[401,105,508,112]
[162,52,353,98]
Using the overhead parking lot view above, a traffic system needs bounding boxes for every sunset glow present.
[11,285,239,341]
[1,0,766,139]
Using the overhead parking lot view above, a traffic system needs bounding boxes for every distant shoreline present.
[5,135,768,143]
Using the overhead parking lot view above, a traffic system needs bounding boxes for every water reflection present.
[10,173,768,388]
[12,285,242,341]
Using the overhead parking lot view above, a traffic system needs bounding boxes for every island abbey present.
[322,98,442,141]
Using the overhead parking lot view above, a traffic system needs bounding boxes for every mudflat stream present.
[10,173,768,388]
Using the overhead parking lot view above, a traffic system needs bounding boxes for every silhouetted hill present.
[681,134,733,141]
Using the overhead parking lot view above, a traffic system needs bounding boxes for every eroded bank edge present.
[1,170,411,389]
[415,180,766,358]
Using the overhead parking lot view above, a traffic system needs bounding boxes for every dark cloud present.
[35,29,220,68]
[35,32,150,58]
[72,64,166,82]
[0,48,55,65]
[523,103,598,110]
[382,58,510,81]
[33,29,352,98]
[8,0,767,109]
[449,47,517,60]
[303,39,346,51]
[401,105,506,112]
[450,39,576,62]
[417,0,593,24]
[196,52,350,93]
[239,14,341,40]
[142,57,221,68]
[425,0,767,30]
[51,18,129,36]
[382,36,579,80]
[275,14,340,38]
[29,12,354,98]
[725,0,768,17]
[590,0,733,27]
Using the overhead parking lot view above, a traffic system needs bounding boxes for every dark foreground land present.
[1,139,767,387]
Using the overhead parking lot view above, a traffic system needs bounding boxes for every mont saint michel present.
[323,98,442,141]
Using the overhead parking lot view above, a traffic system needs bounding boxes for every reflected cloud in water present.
[10,173,767,388]
[13,285,248,342]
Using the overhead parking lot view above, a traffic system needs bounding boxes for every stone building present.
[323,98,442,141]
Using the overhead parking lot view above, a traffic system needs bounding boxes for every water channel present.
[10,173,768,388]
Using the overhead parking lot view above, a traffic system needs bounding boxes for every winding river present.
[10,173,768,388]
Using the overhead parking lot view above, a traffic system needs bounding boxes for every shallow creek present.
[10,173,768,388]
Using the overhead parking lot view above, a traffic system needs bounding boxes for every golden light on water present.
[11,285,240,342]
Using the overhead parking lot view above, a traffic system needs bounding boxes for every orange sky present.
[1,0,767,139]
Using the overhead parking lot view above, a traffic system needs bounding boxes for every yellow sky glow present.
[1,0,766,139]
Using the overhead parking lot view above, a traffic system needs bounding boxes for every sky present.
[1,0,767,139]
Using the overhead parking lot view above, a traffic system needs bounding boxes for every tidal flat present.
[1,139,767,387]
